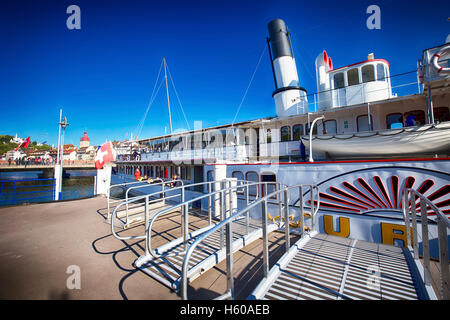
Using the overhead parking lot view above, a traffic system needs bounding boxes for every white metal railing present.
[181,183,320,300]
[402,188,450,300]
[107,179,179,224]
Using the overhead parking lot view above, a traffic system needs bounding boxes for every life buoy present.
[431,45,450,74]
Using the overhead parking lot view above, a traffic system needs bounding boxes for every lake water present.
[0,170,96,206]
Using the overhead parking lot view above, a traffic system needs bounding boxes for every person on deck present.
[134,168,141,181]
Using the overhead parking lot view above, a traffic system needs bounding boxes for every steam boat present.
[107,19,450,300]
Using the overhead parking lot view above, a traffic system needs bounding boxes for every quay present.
[0,196,293,300]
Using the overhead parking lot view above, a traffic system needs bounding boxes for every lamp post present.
[309,115,325,162]
[55,113,69,200]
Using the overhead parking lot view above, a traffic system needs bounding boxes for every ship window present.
[386,113,403,129]
[347,68,360,86]
[333,73,345,89]
[266,129,272,143]
[362,65,375,83]
[323,120,337,134]
[357,115,373,132]
[404,110,425,126]
[206,170,214,182]
[376,63,386,81]
[280,126,291,141]
[433,107,449,123]
[246,171,259,196]
[261,173,277,199]
[293,124,304,140]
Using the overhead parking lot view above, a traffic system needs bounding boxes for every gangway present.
[110,179,301,292]
[249,187,449,300]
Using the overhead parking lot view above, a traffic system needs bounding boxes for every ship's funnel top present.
[268,19,293,60]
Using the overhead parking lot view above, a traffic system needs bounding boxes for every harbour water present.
[0,170,96,206]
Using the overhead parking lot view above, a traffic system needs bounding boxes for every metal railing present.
[110,179,280,252]
[144,180,285,260]
[402,188,450,300]
[181,183,320,300]
[0,178,56,206]
[107,179,180,224]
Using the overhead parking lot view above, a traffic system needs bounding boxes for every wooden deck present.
[0,196,296,300]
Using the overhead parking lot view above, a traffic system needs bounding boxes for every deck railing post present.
[299,186,304,235]
[220,182,226,249]
[403,190,412,249]
[438,216,450,300]
[310,185,315,231]
[225,217,234,299]
[144,195,150,256]
[420,198,431,286]
[262,198,269,278]
[208,182,212,225]
[437,216,449,300]
[245,184,249,235]
[410,192,419,259]
[283,189,290,252]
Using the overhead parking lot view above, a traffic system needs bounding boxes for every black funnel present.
[268,19,293,60]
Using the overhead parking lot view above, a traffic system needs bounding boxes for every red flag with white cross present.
[95,141,115,169]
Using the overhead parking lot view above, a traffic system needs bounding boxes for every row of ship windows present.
[333,63,388,89]
[273,106,449,141]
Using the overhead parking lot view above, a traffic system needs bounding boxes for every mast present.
[163,58,173,135]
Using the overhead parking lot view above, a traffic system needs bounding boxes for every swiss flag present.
[14,136,31,151]
[95,141,116,169]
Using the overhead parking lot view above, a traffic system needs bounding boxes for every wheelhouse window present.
[357,115,373,132]
[362,65,375,83]
[386,113,403,129]
[246,171,259,196]
[376,64,386,81]
[434,107,449,123]
[293,124,304,140]
[333,72,345,89]
[280,126,291,142]
[323,120,337,134]
[347,68,360,86]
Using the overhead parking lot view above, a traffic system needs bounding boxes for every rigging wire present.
[135,76,166,140]
[134,60,164,139]
[166,63,191,131]
[232,42,267,125]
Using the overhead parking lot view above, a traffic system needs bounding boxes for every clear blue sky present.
[0,0,448,147]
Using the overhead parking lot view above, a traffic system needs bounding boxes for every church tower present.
[80,131,90,148]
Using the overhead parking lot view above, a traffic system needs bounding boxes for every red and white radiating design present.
[95,142,116,169]
[308,175,450,217]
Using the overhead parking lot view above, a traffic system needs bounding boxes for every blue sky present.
[0,0,449,147]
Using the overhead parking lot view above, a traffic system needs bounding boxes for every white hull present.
[301,121,450,158]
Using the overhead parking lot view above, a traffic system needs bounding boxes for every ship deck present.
[0,196,297,300]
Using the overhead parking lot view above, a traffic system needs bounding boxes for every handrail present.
[181,183,319,300]
[145,180,281,259]
[110,179,263,241]
[402,188,449,300]
[123,179,184,226]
